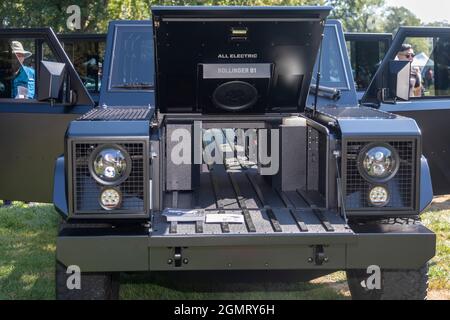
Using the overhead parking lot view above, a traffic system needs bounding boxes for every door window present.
[399,37,450,98]
[0,37,68,103]
[61,39,104,93]
[347,39,389,91]
[0,38,36,99]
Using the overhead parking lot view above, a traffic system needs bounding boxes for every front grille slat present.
[73,142,146,214]
[344,140,416,211]
[79,108,152,121]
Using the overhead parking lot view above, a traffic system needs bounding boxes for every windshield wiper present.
[310,84,341,101]
[112,82,154,90]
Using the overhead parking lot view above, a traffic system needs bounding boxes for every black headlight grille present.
[344,140,415,210]
[73,142,146,213]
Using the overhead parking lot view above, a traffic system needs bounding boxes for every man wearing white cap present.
[9,40,35,99]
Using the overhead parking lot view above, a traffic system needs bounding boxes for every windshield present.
[109,25,154,91]
[312,25,349,89]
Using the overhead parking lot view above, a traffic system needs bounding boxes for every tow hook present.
[168,247,189,267]
[173,247,182,267]
[309,245,328,266]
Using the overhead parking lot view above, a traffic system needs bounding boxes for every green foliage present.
[326,0,385,32]
[0,1,444,40]
[383,6,421,34]
[425,21,450,27]
[0,203,59,299]
[404,36,433,57]
[421,210,450,290]
[0,1,111,32]
[1,0,324,33]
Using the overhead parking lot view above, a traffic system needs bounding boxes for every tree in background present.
[424,20,450,27]
[0,0,443,34]
[0,0,110,32]
[383,6,421,34]
[326,0,385,32]
[1,0,327,32]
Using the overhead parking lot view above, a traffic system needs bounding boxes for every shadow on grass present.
[427,196,450,212]
[119,271,349,300]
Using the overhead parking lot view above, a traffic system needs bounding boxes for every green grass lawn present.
[0,200,448,300]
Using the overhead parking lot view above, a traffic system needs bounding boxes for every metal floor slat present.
[270,208,302,233]
[156,163,352,236]
[211,166,249,234]
[228,173,257,233]
[226,171,276,234]
[275,189,309,232]
[198,164,219,210]
[297,189,335,232]
[209,164,241,210]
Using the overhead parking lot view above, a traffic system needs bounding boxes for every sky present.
[384,0,450,23]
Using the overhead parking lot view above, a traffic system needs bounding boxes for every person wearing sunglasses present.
[396,43,422,97]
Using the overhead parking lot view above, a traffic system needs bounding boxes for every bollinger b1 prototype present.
[0,6,436,300]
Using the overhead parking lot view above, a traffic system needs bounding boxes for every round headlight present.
[89,145,131,185]
[358,143,399,182]
[99,188,122,210]
[369,186,389,207]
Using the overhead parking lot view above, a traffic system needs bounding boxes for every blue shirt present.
[12,66,35,99]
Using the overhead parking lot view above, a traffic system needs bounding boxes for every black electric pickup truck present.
[0,6,441,300]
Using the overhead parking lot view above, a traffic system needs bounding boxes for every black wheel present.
[55,261,120,300]
[346,217,429,300]
[346,264,428,300]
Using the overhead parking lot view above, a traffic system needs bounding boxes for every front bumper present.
[57,222,435,272]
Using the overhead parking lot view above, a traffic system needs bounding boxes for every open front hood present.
[152,6,331,113]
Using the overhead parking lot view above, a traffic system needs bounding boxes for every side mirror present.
[37,60,66,101]
[381,60,411,103]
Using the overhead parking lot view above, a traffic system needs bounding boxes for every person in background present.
[9,40,35,99]
[396,43,422,97]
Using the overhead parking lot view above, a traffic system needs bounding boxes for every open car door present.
[362,27,450,195]
[345,32,392,99]
[0,28,94,203]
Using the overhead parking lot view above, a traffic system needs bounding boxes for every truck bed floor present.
[153,165,352,236]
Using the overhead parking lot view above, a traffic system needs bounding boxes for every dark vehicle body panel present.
[0,28,94,203]
[362,27,450,195]
[313,106,432,214]
[56,221,435,272]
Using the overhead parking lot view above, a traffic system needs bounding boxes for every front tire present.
[55,261,120,300]
[347,217,430,300]
[346,264,429,300]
